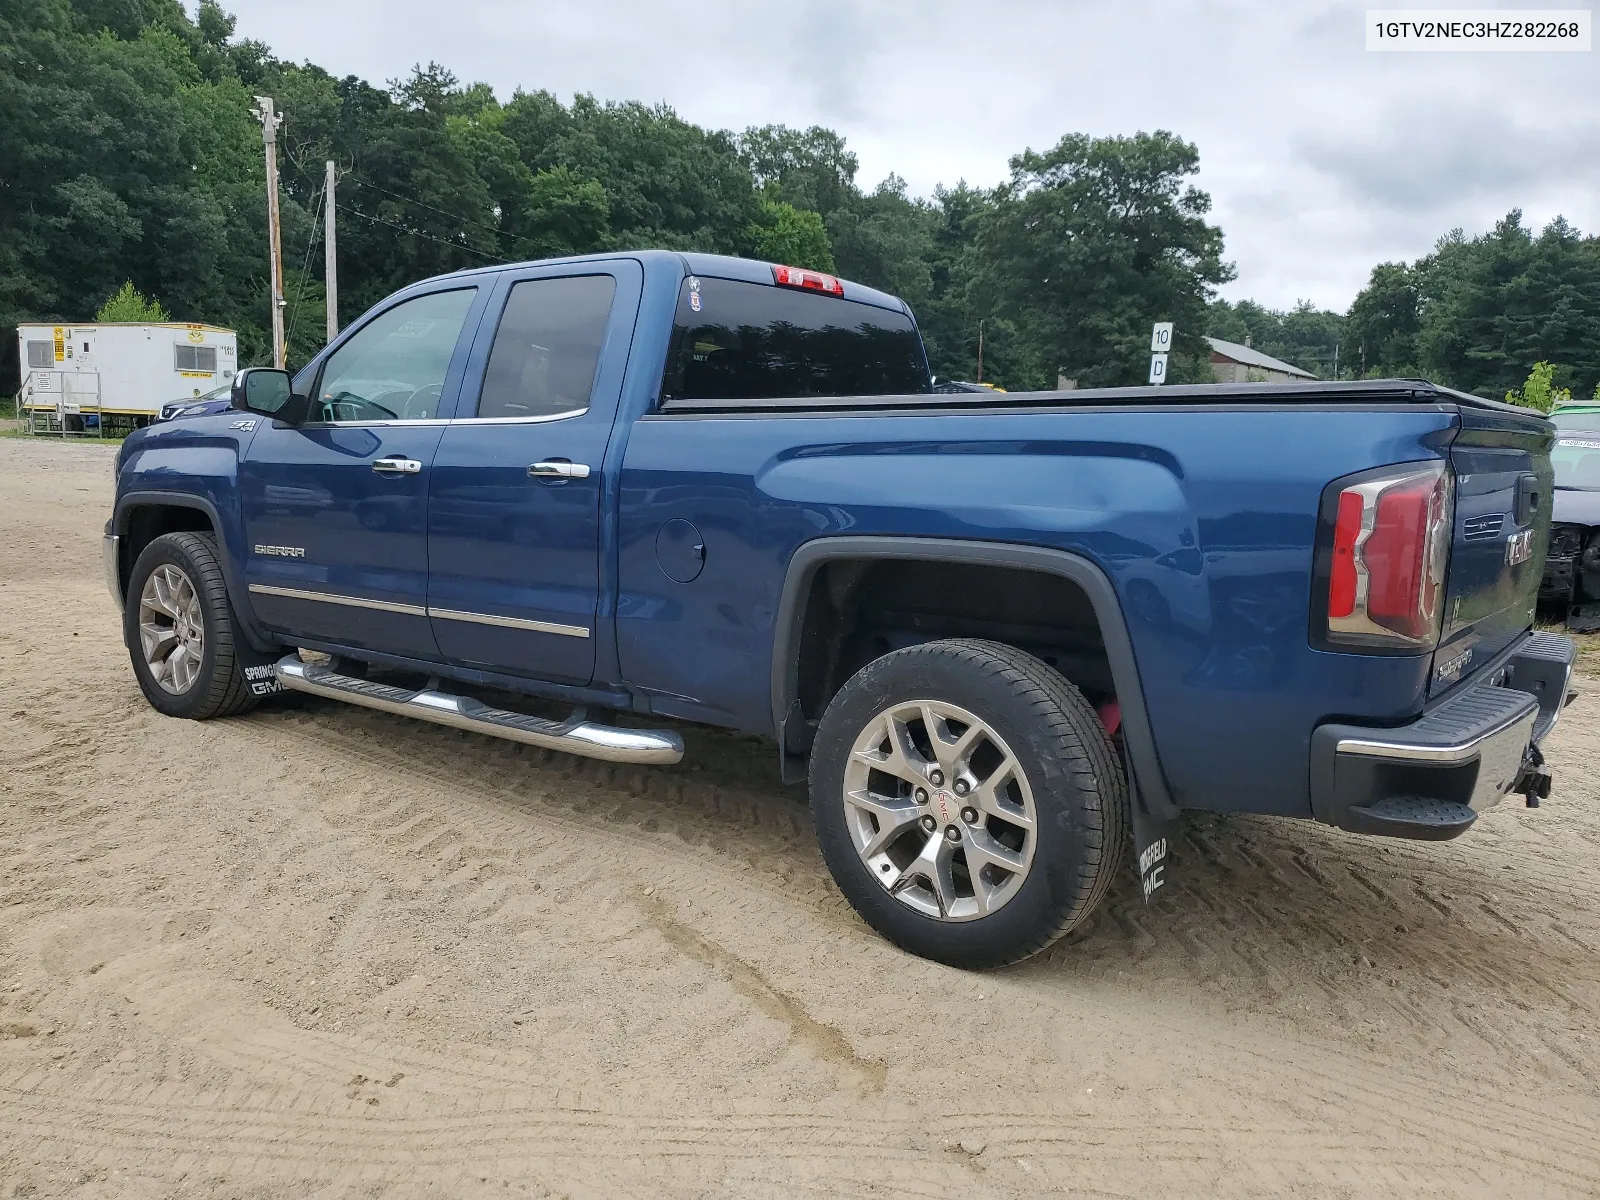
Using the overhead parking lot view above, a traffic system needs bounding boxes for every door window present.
[475,275,617,420]
[316,288,476,422]
[660,276,931,402]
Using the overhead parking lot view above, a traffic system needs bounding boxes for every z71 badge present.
[230,418,257,431]
[1506,528,1534,566]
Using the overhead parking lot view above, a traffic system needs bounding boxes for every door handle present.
[372,456,422,474]
[528,461,591,479]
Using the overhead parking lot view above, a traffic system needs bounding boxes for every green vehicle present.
[1550,402,1600,430]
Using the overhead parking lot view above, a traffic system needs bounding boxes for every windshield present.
[1553,435,1600,489]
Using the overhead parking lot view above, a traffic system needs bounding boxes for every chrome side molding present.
[272,656,683,765]
[247,583,589,637]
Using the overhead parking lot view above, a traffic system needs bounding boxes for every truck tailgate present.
[1431,406,1555,696]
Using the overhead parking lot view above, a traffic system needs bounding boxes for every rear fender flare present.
[768,535,1179,823]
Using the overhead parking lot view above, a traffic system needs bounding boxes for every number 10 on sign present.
[1149,321,1173,385]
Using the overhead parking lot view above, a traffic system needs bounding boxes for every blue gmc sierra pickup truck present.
[105,250,1576,967]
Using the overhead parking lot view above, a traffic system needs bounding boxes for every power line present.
[345,175,550,261]
[284,182,326,355]
[339,204,510,263]
[347,177,506,238]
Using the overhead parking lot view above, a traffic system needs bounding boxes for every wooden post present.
[253,96,287,368]
[324,159,339,343]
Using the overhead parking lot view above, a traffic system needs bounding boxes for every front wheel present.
[123,531,261,720]
[809,639,1128,968]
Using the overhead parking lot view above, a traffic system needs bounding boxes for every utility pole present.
[324,159,339,343]
[976,318,985,384]
[252,95,287,368]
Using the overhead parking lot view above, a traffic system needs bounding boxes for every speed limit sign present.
[1150,322,1174,352]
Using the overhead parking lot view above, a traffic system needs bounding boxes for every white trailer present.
[15,322,238,431]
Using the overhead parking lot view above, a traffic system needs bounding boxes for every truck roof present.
[424,248,910,314]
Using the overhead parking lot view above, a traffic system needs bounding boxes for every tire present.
[123,531,260,720]
[809,638,1129,968]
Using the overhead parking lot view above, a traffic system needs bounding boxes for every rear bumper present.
[1310,631,1575,840]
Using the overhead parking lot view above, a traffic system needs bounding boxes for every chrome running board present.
[272,656,684,765]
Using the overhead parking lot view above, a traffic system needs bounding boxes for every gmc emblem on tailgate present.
[1506,528,1534,566]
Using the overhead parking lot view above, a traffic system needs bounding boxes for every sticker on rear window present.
[689,291,702,312]
[1559,439,1600,449]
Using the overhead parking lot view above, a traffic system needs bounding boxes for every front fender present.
[113,420,276,652]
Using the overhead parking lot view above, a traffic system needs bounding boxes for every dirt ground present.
[3,436,1600,1199]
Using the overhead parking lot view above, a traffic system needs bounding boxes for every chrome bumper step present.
[272,656,684,765]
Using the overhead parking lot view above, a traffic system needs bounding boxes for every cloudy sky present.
[220,0,1596,312]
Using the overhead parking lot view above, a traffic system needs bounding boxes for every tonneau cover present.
[657,379,1529,416]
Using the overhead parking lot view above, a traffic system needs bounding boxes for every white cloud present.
[221,0,1600,311]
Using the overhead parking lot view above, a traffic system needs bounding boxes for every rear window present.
[660,276,930,403]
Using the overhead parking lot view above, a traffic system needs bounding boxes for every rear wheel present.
[810,638,1128,968]
[124,531,260,720]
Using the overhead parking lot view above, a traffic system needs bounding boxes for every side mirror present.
[231,367,309,424]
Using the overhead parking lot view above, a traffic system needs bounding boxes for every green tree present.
[503,92,760,254]
[827,176,936,311]
[739,124,858,216]
[1505,361,1570,413]
[911,183,994,384]
[971,130,1233,389]
[95,281,170,322]
[747,200,835,271]
[1344,262,1421,377]
[1346,212,1600,399]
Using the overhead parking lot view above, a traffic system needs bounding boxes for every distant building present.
[1205,336,1315,384]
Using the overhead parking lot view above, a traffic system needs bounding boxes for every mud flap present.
[238,642,286,698]
[227,585,286,700]
[1125,749,1179,903]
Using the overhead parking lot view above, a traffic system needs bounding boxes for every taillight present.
[771,264,844,296]
[1324,462,1453,649]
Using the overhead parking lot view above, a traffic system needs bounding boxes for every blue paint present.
[109,249,1548,825]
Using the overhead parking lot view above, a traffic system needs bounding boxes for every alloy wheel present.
[138,563,204,695]
[842,699,1037,921]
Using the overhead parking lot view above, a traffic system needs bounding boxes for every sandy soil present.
[3,435,1600,1198]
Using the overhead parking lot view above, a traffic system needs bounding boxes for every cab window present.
[315,288,476,422]
[476,275,617,420]
[660,276,931,402]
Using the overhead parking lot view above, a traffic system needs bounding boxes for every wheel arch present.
[113,491,278,653]
[769,536,1177,817]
